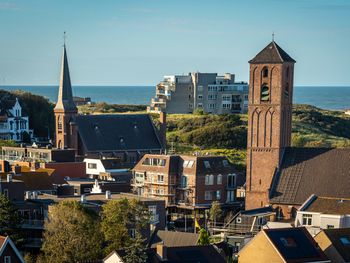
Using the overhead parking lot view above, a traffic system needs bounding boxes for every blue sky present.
[0,0,349,86]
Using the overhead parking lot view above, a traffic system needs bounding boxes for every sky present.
[0,0,349,86]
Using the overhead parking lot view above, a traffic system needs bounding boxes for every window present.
[340,237,350,245]
[261,85,270,101]
[222,160,229,167]
[216,190,221,200]
[83,188,91,193]
[204,161,211,168]
[262,67,268,78]
[4,256,11,263]
[181,176,188,188]
[222,103,231,109]
[208,94,217,100]
[198,95,203,100]
[157,174,164,183]
[57,116,63,131]
[205,175,214,185]
[208,103,216,109]
[197,85,203,92]
[327,225,334,229]
[227,190,235,202]
[302,214,312,226]
[129,228,136,238]
[88,163,97,169]
[217,174,222,185]
[227,174,236,188]
[284,83,289,97]
[280,237,297,248]
[204,191,212,200]
[3,189,8,198]
[208,86,217,92]
[222,95,231,101]
[197,103,203,108]
[236,217,242,224]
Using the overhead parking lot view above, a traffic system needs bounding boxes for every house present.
[104,244,226,263]
[148,230,199,248]
[314,228,350,263]
[295,195,350,236]
[238,227,330,263]
[0,236,25,263]
[53,44,165,165]
[244,40,350,218]
[0,97,34,141]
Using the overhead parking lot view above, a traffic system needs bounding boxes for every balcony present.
[22,219,45,229]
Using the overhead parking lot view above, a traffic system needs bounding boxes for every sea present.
[1,85,350,111]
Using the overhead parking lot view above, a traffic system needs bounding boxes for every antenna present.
[272,32,275,41]
[63,31,66,47]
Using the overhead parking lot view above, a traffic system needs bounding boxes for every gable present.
[75,114,163,152]
[0,237,25,263]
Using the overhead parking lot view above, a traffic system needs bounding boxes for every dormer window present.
[261,85,270,102]
[262,67,268,78]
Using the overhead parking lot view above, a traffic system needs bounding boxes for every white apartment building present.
[148,72,248,114]
[0,98,33,141]
[295,194,350,236]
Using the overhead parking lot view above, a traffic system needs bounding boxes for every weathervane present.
[272,32,275,41]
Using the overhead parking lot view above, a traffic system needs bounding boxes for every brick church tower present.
[54,44,78,149]
[245,41,296,209]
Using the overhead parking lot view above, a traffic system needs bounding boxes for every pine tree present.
[123,233,147,263]
[198,228,210,245]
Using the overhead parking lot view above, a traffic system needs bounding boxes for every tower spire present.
[54,40,77,112]
[63,31,66,47]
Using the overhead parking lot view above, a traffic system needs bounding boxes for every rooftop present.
[321,228,350,262]
[303,196,350,215]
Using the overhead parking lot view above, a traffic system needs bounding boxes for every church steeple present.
[54,44,77,112]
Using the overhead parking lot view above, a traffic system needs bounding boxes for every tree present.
[101,198,150,255]
[0,194,22,245]
[21,131,31,143]
[198,228,210,245]
[41,201,102,263]
[209,201,222,227]
[123,233,147,263]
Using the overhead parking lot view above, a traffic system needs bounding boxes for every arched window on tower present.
[262,67,268,78]
[261,84,270,102]
[57,116,63,133]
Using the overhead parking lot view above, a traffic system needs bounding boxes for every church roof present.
[54,45,77,112]
[249,41,296,64]
[270,147,350,205]
[74,114,163,152]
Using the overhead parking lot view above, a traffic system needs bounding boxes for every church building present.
[54,44,164,166]
[245,41,350,219]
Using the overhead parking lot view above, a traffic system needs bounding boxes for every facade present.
[53,44,164,165]
[295,195,350,236]
[132,154,242,208]
[314,228,350,263]
[238,227,330,263]
[148,73,248,114]
[0,236,26,263]
[0,98,33,141]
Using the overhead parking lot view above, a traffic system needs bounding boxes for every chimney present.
[105,190,111,200]
[7,174,13,182]
[156,244,167,260]
[159,111,167,151]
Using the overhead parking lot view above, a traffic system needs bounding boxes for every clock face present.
[261,85,270,101]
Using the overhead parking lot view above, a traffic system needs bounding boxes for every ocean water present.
[1,85,350,111]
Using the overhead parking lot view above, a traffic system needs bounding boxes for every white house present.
[295,194,350,236]
[0,98,33,141]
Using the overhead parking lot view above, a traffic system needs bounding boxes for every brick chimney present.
[159,111,167,151]
[156,244,167,260]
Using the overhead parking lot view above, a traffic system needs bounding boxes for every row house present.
[132,154,244,213]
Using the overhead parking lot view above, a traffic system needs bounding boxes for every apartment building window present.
[222,95,231,101]
[302,214,312,225]
[227,190,235,202]
[88,163,97,169]
[208,103,216,109]
[183,160,195,168]
[205,191,212,200]
[157,174,164,183]
[205,174,214,185]
[198,95,203,100]
[135,172,145,184]
[222,160,229,167]
[197,103,203,108]
[198,85,203,92]
[216,190,221,200]
[222,103,231,109]
[217,174,222,185]
[227,174,236,188]
[208,94,217,100]
[189,103,193,109]
[204,161,211,168]
[208,86,217,92]
[181,176,188,188]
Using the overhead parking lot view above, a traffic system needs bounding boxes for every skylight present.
[340,237,350,245]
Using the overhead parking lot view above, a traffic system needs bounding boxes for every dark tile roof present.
[264,227,328,263]
[249,41,296,64]
[147,245,226,263]
[75,114,163,152]
[304,196,350,215]
[322,228,350,262]
[149,230,199,248]
[241,206,274,217]
[270,147,350,205]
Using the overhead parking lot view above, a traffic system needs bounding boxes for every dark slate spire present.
[249,41,296,64]
[54,44,77,112]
